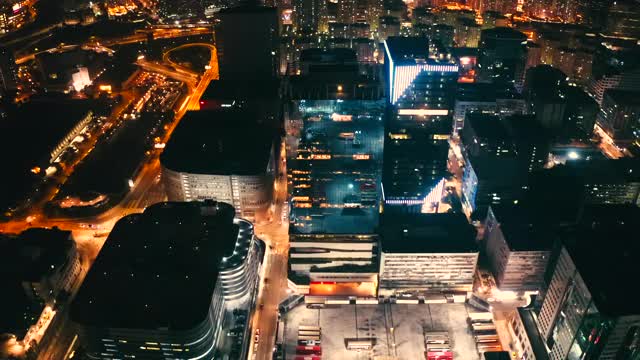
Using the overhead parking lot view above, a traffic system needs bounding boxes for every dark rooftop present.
[465,113,510,142]
[384,36,429,62]
[562,205,640,317]
[218,4,277,15]
[456,82,521,102]
[488,204,555,251]
[1,228,74,338]
[300,48,357,63]
[1,100,93,209]
[0,228,75,283]
[70,201,239,330]
[567,158,640,183]
[379,213,477,253]
[603,89,640,105]
[483,351,511,360]
[481,27,528,41]
[201,78,280,101]
[160,110,276,175]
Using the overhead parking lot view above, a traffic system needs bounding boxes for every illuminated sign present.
[338,132,355,139]
[12,3,21,12]
[398,109,449,116]
[389,133,410,140]
[352,154,370,160]
[331,113,352,121]
[281,9,293,25]
[309,154,332,160]
[433,134,450,140]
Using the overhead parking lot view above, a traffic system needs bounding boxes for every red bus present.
[294,357,321,360]
[426,351,453,360]
[296,346,322,355]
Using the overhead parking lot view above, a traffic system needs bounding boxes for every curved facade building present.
[161,110,277,222]
[70,201,263,360]
[219,218,265,305]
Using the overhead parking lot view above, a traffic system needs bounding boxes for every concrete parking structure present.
[284,303,481,360]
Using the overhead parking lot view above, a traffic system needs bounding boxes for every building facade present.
[378,213,479,295]
[484,206,551,292]
[596,89,640,147]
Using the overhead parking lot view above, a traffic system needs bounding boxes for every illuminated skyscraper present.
[382,37,459,211]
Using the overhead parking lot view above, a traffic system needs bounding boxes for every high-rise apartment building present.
[293,0,327,33]
[478,27,528,88]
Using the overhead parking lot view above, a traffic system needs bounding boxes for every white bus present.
[299,326,321,331]
[475,334,499,343]
[426,344,451,352]
[346,339,374,350]
[472,323,497,332]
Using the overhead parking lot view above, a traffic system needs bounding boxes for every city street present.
[249,140,291,360]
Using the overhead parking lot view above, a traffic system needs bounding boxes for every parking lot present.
[284,303,480,360]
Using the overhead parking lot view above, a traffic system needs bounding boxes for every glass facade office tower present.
[286,99,384,296]
[536,209,640,360]
[382,37,459,211]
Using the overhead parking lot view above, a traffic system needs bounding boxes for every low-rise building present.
[0,228,83,358]
[378,213,478,296]
[1,228,82,304]
[289,233,379,297]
